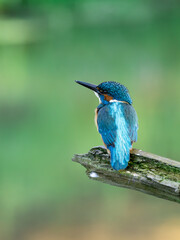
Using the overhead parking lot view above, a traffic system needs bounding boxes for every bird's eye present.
[99,89,107,94]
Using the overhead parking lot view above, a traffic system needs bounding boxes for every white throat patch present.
[110,99,129,104]
[109,99,119,103]
[94,92,101,103]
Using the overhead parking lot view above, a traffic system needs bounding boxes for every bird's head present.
[75,80,132,105]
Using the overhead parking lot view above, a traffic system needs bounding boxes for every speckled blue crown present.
[98,81,132,104]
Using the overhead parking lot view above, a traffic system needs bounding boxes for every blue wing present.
[122,103,138,143]
[97,102,138,170]
[97,105,117,147]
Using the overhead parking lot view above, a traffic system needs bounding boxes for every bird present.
[75,80,138,170]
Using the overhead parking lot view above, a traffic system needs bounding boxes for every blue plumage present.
[97,102,137,170]
[76,80,138,170]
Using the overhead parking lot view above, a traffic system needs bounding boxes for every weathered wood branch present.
[72,146,180,203]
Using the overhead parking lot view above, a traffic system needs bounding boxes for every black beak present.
[75,80,99,93]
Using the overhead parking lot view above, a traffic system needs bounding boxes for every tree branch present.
[72,146,180,203]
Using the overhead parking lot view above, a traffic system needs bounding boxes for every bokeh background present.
[0,0,180,239]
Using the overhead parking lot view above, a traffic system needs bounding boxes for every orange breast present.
[94,108,108,151]
[94,108,98,130]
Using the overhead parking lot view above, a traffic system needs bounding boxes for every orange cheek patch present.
[104,94,113,101]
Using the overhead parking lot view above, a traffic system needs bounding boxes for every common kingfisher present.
[76,80,138,170]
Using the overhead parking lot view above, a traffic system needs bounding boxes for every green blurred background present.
[0,0,180,239]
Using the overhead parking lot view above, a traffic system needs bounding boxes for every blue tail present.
[109,141,131,170]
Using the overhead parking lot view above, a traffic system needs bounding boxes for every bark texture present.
[73,146,180,203]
